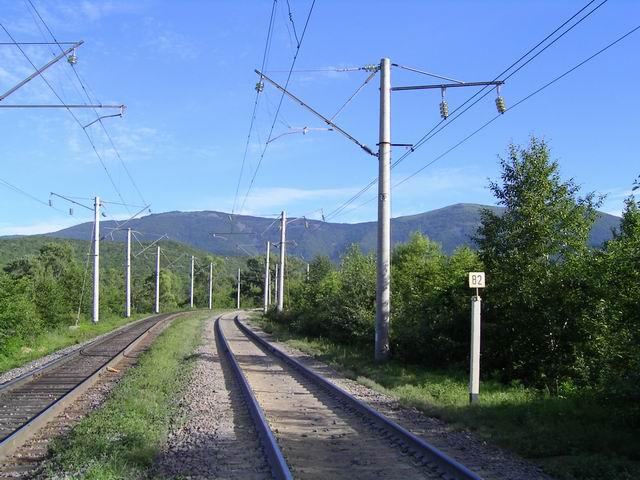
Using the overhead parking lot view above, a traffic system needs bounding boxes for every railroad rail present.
[0,312,178,462]
[216,314,483,480]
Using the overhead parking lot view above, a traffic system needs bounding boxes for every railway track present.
[216,314,482,480]
[0,312,178,464]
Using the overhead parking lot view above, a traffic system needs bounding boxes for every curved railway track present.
[216,314,482,480]
[0,312,178,463]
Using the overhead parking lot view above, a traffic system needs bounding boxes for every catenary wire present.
[0,177,64,212]
[231,0,278,215]
[0,23,130,209]
[324,0,605,221]
[338,23,640,218]
[27,0,147,210]
[238,0,317,214]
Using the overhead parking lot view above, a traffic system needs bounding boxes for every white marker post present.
[468,272,485,404]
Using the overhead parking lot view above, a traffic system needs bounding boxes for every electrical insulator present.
[69,207,73,216]
[255,81,264,93]
[439,100,449,119]
[495,96,506,114]
[67,53,77,65]
[48,199,53,207]
[363,64,379,72]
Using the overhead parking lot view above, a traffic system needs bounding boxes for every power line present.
[324,0,606,221]
[0,23,130,209]
[0,177,63,212]
[26,0,148,210]
[231,0,278,215]
[285,0,300,47]
[391,0,609,170]
[340,22,640,217]
[238,0,317,214]
[330,69,378,121]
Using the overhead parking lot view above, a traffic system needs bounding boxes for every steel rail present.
[235,317,483,480]
[0,313,177,461]
[0,314,164,393]
[214,317,293,480]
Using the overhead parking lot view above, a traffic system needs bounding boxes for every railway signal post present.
[468,272,485,404]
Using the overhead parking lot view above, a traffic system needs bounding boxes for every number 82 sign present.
[468,272,485,288]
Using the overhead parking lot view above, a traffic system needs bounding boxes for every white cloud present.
[240,186,359,214]
[0,217,88,236]
[135,17,199,61]
[600,187,633,217]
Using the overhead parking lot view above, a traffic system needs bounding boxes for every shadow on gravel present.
[182,352,218,363]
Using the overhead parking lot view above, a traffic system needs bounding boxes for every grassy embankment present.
[255,316,639,480]
[45,310,215,479]
[0,313,155,375]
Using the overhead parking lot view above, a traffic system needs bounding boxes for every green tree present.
[392,233,481,365]
[0,273,40,351]
[4,242,82,328]
[596,196,640,397]
[476,137,600,387]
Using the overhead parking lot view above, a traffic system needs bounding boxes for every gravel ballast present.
[152,314,271,480]
[242,314,554,480]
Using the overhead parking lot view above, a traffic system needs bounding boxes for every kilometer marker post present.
[468,272,485,404]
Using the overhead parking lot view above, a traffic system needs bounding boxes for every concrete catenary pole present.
[470,294,482,403]
[190,255,195,308]
[274,263,279,306]
[92,196,100,324]
[155,245,160,314]
[208,262,213,310]
[263,241,270,313]
[277,211,286,313]
[125,227,131,318]
[236,268,241,309]
[375,57,391,361]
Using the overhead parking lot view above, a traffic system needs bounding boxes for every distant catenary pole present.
[208,262,213,310]
[155,245,160,313]
[92,196,100,324]
[190,255,195,308]
[237,268,241,309]
[277,211,286,313]
[125,227,131,318]
[264,241,270,313]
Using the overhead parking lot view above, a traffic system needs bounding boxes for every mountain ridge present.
[15,203,620,261]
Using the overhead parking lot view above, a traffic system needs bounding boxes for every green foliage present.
[592,196,640,398]
[0,238,234,366]
[277,246,375,343]
[392,234,481,366]
[476,137,602,388]
[0,273,39,351]
[256,317,640,480]
[46,312,205,479]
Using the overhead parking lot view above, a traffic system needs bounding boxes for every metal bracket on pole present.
[255,69,376,157]
[391,80,504,92]
[0,41,83,102]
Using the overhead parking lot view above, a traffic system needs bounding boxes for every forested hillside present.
[41,204,620,260]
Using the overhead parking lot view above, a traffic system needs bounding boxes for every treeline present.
[0,241,239,354]
[276,137,639,398]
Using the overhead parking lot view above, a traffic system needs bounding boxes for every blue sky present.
[0,0,638,235]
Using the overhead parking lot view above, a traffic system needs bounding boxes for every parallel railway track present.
[0,312,178,463]
[217,314,482,480]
